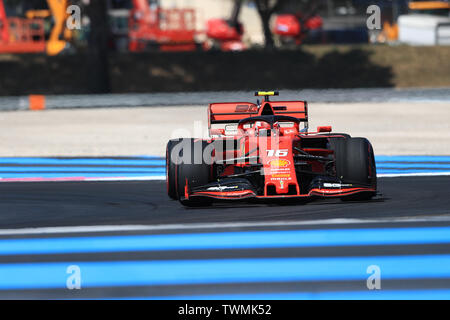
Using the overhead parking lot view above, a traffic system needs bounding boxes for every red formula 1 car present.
[166,92,377,207]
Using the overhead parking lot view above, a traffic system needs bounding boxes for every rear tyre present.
[176,139,213,207]
[330,137,377,201]
[166,139,182,200]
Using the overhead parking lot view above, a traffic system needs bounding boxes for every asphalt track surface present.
[0,176,450,299]
[0,177,449,228]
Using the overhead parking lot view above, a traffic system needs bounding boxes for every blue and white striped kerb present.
[376,156,450,177]
[0,155,448,182]
[1,226,450,299]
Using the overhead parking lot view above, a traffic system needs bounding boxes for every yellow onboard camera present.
[255,91,279,101]
[255,91,279,97]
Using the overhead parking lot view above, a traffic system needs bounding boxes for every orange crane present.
[26,0,73,55]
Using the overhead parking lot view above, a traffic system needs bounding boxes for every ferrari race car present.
[166,91,377,207]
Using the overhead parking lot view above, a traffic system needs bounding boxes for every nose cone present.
[260,137,298,195]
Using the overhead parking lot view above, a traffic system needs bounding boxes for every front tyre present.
[166,139,182,200]
[176,139,213,207]
[331,137,377,201]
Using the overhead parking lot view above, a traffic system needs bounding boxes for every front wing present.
[182,178,376,201]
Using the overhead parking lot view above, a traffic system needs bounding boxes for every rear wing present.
[208,101,308,128]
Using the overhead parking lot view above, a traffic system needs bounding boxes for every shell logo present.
[268,159,291,167]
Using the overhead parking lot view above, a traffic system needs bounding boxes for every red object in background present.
[274,15,301,37]
[0,0,9,43]
[0,0,45,54]
[305,15,323,30]
[205,18,245,51]
[274,13,322,39]
[206,18,242,41]
[129,0,199,52]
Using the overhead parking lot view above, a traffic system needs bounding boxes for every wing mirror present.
[317,126,332,133]
[210,128,225,136]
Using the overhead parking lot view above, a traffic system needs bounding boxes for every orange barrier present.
[29,95,45,110]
